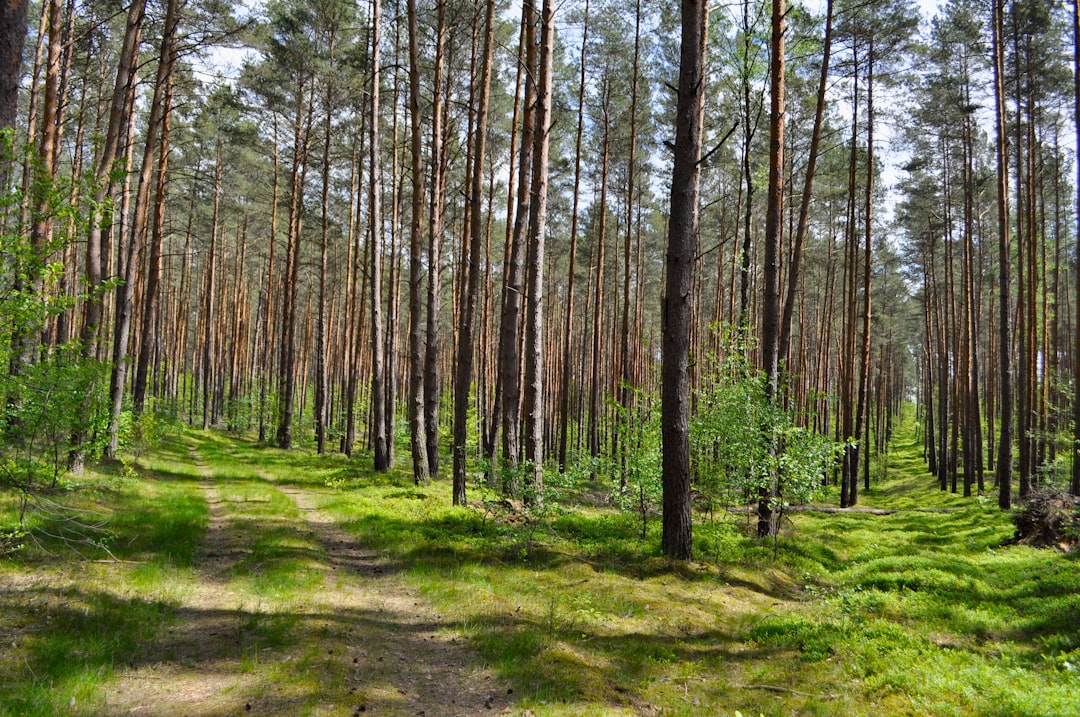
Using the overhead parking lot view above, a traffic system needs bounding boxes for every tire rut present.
[272,481,510,716]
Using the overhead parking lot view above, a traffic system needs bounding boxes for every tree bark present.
[451,0,496,504]
[405,0,430,485]
[497,0,537,481]
[662,0,706,561]
[779,0,833,364]
[992,0,1012,509]
[277,77,313,449]
[315,30,337,455]
[0,0,28,137]
[522,0,554,504]
[557,0,589,472]
[107,0,178,451]
[758,0,785,538]
[69,0,146,473]
[423,0,448,478]
[370,0,389,471]
[1072,0,1079,497]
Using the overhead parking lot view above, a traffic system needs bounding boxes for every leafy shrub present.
[606,387,662,539]
[691,327,842,523]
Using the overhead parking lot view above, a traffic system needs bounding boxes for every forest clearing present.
[1,423,1077,717]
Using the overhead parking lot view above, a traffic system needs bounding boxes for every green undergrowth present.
[1,425,1078,716]
[304,434,1080,717]
[0,435,208,716]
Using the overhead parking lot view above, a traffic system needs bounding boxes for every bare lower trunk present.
[661,0,706,561]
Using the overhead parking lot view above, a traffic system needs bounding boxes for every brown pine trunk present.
[737,0,755,332]
[853,41,875,503]
[588,108,610,463]
[132,56,175,414]
[1072,0,1080,497]
[201,146,223,431]
[69,0,146,473]
[522,0,554,503]
[423,0,448,478]
[0,0,28,137]
[779,0,833,365]
[370,0,389,471]
[451,0,496,505]
[661,0,706,561]
[497,0,536,480]
[406,0,430,484]
[758,0,785,538]
[840,50,859,507]
[277,77,313,449]
[616,0,642,473]
[315,31,336,456]
[11,0,60,378]
[107,0,178,452]
[557,0,589,472]
[257,121,280,442]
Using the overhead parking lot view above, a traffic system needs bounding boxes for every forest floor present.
[1,426,1078,716]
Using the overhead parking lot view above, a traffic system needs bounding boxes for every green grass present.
[2,424,1078,716]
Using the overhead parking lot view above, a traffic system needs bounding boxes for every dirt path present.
[103,448,509,717]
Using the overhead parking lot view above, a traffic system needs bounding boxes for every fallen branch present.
[734,683,840,700]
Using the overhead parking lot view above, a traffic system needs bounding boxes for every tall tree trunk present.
[69,0,146,473]
[11,0,61,379]
[522,0,554,504]
[423,0,448,478]
[840,49,860,507]
[853,39,875,502]
[662,0,706,561]
[588,108,610,462]
[758,0,785,538]
[370,0,389,471]
[133,55,175,414]
[201,144,222,431]
[277,77,312,449]
[406,0,430,485]
[617,0,642,471]
[452,0,496,505]
[497,0,537,480]
[1071,0,1080,497]
[257,120,280,442]
[779,0,833,364]
[107,0,178,452]
[315,31,336,455]
[557,0,589,472]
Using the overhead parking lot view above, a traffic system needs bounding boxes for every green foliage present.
[117,403,177,462]
[0,139,110,542]
[691,327,843,519]
[606,387,663,540]
[1,347,109,496]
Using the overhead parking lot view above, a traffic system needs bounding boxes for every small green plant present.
[691,326,842,534]
[118,403,175,461]
[606,386,663,540]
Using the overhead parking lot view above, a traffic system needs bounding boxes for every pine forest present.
[1,0,1079,714]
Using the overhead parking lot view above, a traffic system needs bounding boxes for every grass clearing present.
[1,426,1078,715]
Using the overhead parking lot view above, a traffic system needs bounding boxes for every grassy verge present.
[0,437,207,716]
